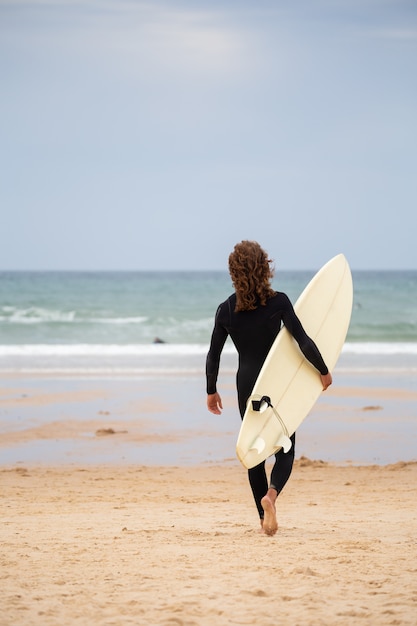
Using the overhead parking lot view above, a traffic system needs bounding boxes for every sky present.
[1,0,416,271]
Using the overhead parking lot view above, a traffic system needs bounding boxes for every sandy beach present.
[1,373,417,625]
[2,461,417,626]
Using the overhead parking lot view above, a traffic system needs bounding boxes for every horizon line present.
[1,267,416,273]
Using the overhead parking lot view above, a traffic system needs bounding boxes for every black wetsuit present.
[206,291,329,519]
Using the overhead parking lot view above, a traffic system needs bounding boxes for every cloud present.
[128,6,246,76]
[369,27,417,40]
[0,0,249,80]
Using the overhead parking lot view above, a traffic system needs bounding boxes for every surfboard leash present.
[251,395,290,439]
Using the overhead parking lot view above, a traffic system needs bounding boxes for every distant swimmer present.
[153,337,166,344]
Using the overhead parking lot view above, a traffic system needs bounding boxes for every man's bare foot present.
[261,495,278,536]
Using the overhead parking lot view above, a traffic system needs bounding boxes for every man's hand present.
[320,372,333,391]
[207,392,223,414]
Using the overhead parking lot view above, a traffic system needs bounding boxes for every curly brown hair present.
[228,241,276,312]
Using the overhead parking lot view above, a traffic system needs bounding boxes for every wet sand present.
[1,371,416,466]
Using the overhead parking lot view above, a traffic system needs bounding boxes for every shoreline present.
[2,369,417,625]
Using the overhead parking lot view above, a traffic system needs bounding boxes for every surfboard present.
[236,253,353,469]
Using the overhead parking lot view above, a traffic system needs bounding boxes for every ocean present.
[1,269,416,466]
[0,269,416,376]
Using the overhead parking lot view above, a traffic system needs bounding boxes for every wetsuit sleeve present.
[206,304,229,394]
[281,294,329,375]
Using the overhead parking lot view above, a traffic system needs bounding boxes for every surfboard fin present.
[274,434,292,453]
[250,437,266,454]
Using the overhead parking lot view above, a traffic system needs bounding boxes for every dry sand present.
[2,460,417,625]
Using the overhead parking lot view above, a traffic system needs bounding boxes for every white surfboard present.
[236,254,353,469]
